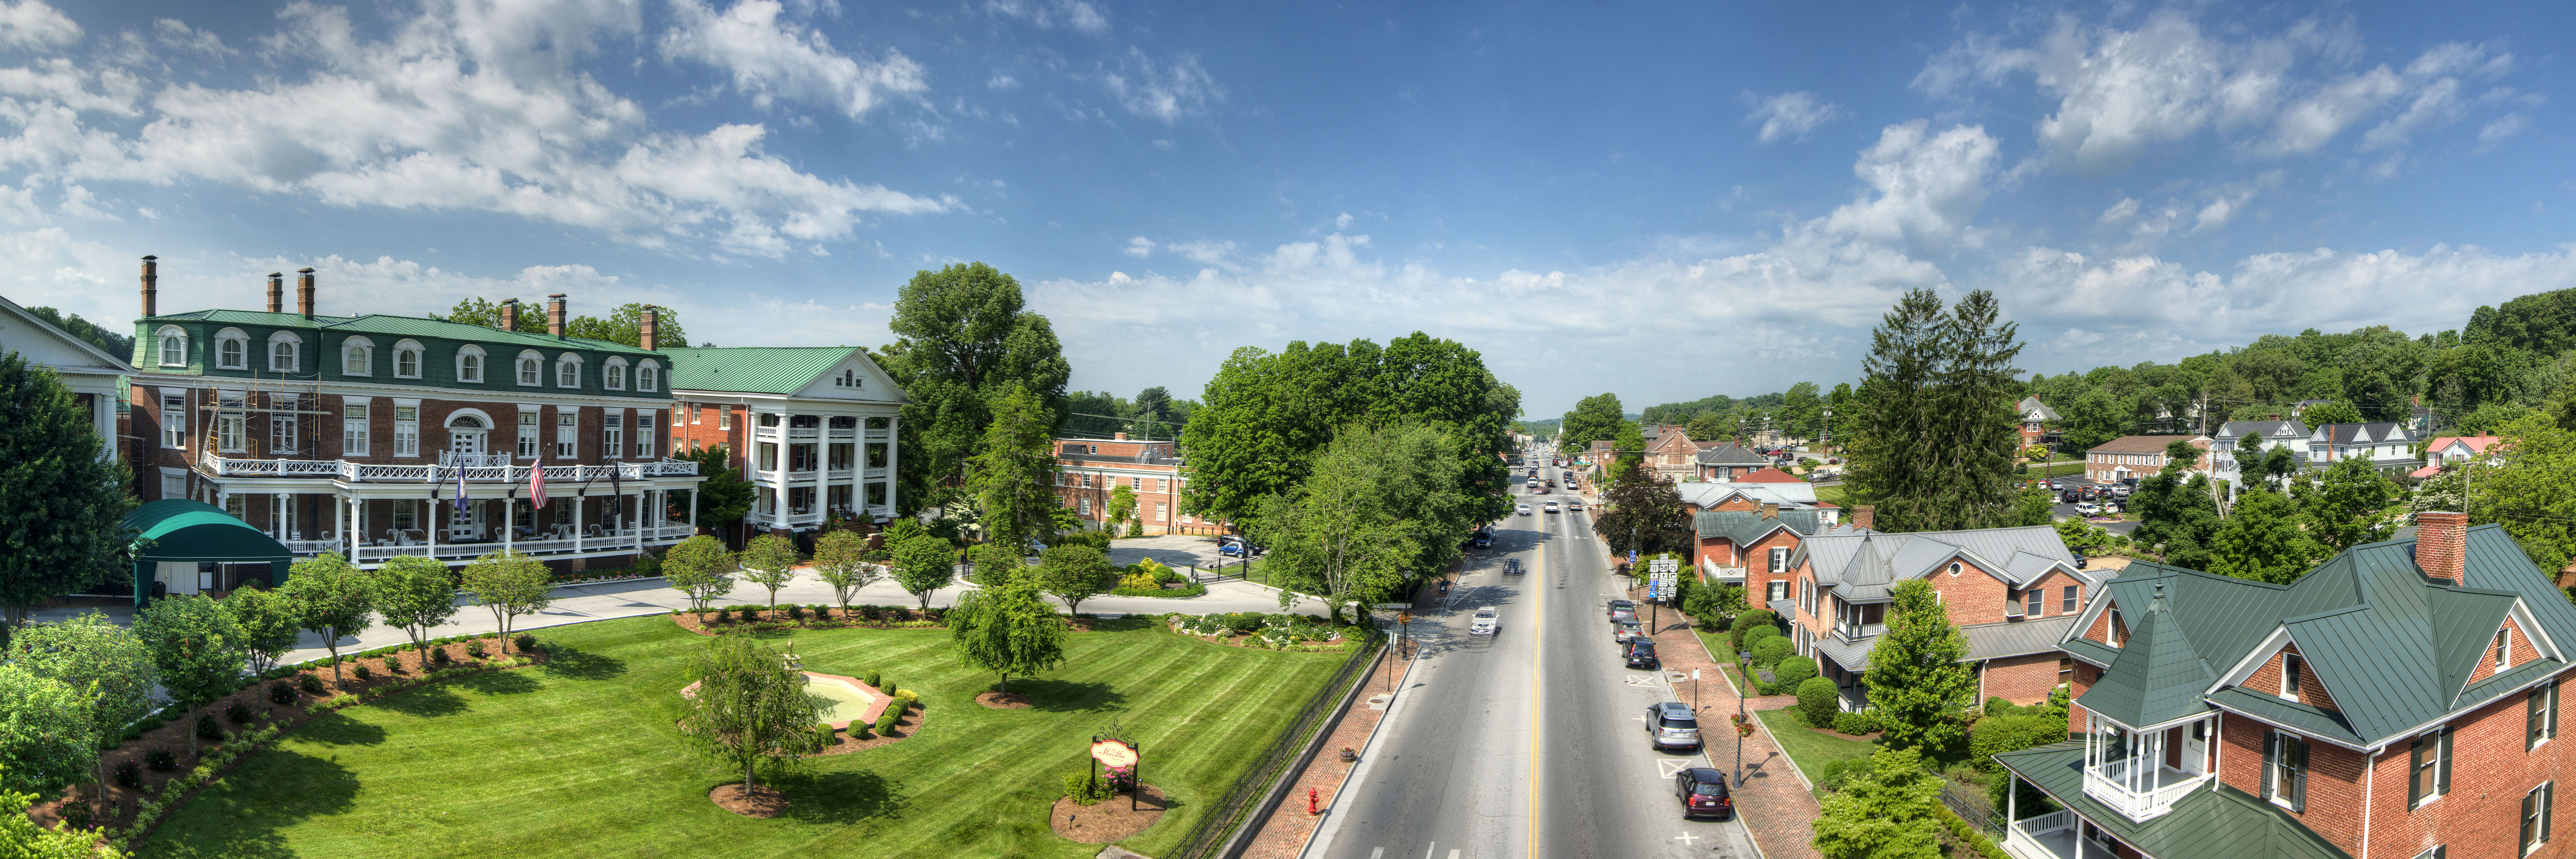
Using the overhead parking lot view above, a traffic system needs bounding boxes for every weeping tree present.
[948,580,1068,695]
[676,634,827,794]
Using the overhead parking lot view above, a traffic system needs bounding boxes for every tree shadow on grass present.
[369,682,470,719]
[295,711,389,746]
[1081,616,1155,633]
[534,643,626,681]
[451,670,542,696]
[141,751,360,859]
[777,769,904,825]
[1007,679,1127,713]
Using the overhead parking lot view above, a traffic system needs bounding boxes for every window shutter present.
[2410,736,2425,804]
[2555,681,2565,741]
[2263,730,2278,798]
[2290,739,2308,813]
[2437,728,2453,795]
[2536,687,2549,749]
[2546,783,2556,844]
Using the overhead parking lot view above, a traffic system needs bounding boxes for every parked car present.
[1218,539,1263,558]
[1607,599,1636,619]
[2075,502,2100,516]
[1469,607,1499,637]
[1625,639,1660,669]
[1646,701,1699,750]
[1568,500,1584,511]
[1517,504,1533,516]
[2060,490,2078,503]
[1675,767,1734,819]
[1613,618,1643,643]
[1472,531,1494,549]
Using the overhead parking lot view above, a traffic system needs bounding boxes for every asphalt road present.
[1308,475,1757,859]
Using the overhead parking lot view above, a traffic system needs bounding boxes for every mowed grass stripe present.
[143,616,1347,859]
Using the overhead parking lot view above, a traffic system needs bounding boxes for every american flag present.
[530,457,548,509]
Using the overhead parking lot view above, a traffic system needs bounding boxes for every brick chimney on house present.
[139,256,157,317]
[639,305,658,350]
[546,294,567,337]
[1761,502,1779,520]
[296,268,316,318]
[1852,505,1874,530]
[1114,432,1128,441]
[2417,511,2467,584]
[266,272,284,313]
[500,298,520,332]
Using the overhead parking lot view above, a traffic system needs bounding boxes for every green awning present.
[121,499,292,564]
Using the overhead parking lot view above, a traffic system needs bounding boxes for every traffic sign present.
[1649,558,1680,574]
[1628,550,1638,563]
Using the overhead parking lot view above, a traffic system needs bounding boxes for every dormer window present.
[637,360,659,392]
[603,357,628,390]
[452,343,483,383]
[157,326,190,367]
[267,331,301,372]
[213,328,247,369]
[517,350,544,386]
[394,339,426,379]
[341,336,374,376]
[556,354,582,388]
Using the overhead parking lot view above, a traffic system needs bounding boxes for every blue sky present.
[4,0,2573,419]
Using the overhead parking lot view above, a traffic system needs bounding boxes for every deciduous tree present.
[1810,745,1944,859]
[458,550,553,653]
[675,635,826,794]
[2294,457,2401,554]
[1034,544,1119,615]
[672,445,754,542]
[1592,467,1691,560]
[0,665,92,796]
[808,530,881,617]
[737,534,800,612]
[220,585,303,677]
[134,594,247,757]
[281,554,374,681]
[2469,412,2576,572]
[2206,489,2320,584]
[0,786,106,856]
[966,383,1063,551]
[1251,423,1471,621]
[7,613,151,797]
[2300,400,2364,426]
[0,351,139,647]
[1558,393,1627,456]
[371,555,460,662]
[663,535,738,619]
[1865,581,1972,752]
[891,533,958,611]
[948,581,1069,694]
[878,262,1071,515]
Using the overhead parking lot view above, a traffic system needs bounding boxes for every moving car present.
[1646,701,1699,750]
[1504,558,1523,576]
[1471,531,1494,549]
[1624,639,1660,669]
[1607,599,1636,619]
[1469,607,1499,636]
[2074,502,2100,516]
[1613,618,1643,643]
[1568,500,1584,511]
[1517,504,1533,516]
[1543,501,1560,514]
[1675,767,1734,819]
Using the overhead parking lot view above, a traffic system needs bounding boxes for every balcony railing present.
[203,455,699,483]
[2083,758,2208,822]
[347,522,693,564]
[864,466,888,479]
[438,452,511,467]
[1833,621,1884,641]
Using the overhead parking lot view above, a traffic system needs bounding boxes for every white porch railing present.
[201,455,699,483]
[865,428,889,439]
[348,528,688,564]
[2004,809,2076,859]
[864,466,888,479]
[282,539,343,555]
[786,428,819,439]
[788,469,818,482]
[1703,564,1746,580]
[2083,758,2208,822]
[438,452,511,467]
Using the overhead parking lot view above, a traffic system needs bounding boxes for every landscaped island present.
[139,614,1348,858]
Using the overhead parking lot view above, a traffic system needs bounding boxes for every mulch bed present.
[976,691,1033,709]
[670,607,946,636]
[710,782,790,818]
[807,701,924,758]
[25,634,545,840]
[1049,783,1170,843]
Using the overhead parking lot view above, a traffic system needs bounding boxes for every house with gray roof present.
[2213,419,2310,494]
[1992,512,2576,859]
[2304,421,2417,478]
[1694,441,1770,481]
[2020,395,2062,450]
[1779,524,2099,713]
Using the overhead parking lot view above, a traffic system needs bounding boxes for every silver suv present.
[1646,701,1701,751]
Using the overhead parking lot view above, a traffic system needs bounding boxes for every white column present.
[426,493,438,559]
[574,495,586,554]
[882,416,898,520]
[332,493,344,551]
[504,493,515,555]
[347,496,361,564]
[93,392,115,462]
[689,484,699,531]
[2006,772,2017,825]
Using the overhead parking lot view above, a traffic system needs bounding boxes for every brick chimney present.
[1114,432,1128,441]
[1761,502,1778,520]
[266,272,284,313]
[546,294,567,337]
[639,305,658,350]
[296,267,316,318]
[500,298,520,332]
[1852,505,1874,530]
[139,255,157,317]
[2417,511,2467,584]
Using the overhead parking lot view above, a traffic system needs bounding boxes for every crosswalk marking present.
[1657,759,1695,777]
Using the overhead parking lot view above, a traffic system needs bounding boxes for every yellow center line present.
[1526,539,1544,859]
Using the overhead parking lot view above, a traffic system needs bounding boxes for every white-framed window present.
[2411,727,2450,807]
[719,407,732,430]
[1948,561,1963,576]
[394,339,426,378]
[2267,730,2307,811]
[340,337,374,376]
[342,402,369,456]
[556,411,577,458]
[157,326,189,367]
[2525,783,2554,854]
[604,413,624,459]
[1767,581,1787,602]
[223,493,244,517]
[556,354,582,388]
[757,442,778,471]
[2498,628,2515,670]
[161,393,187,448]
[2063,586,2078,613]
[2282,653,2303,701]
[1769,547,1787,574]
[1156,502,1167,522]
[267,331,301,372]
[637,360,659,392]
[517,350,544,386]
[689,403,701,425]
[161,472,187,499]
[603,357,628,390]
[393,406,419,457]
[637,412,656,459]
[2533,680,2561,750]
[213,328,247,369]
[517,410,539,458]
[454,344,483,383]
[392,499,416,531]
[1080,496,1091,516]
[216,391,245,452]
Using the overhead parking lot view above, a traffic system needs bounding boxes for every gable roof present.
[2311,422,2414,445]
[2217,420,2310,440]
[1678,481,1817,509]
[1735,466,1801,483]
[664,346,886,396]
[1694,443,1768,467]
[1797,525,2082,600]
[2016,395,2060,422]
[2088,434,2199,455]
[1994,743,2354,859]
[2426,436,2501,456]
[2,293,136,374]
[1693,509,1834,549]
[2074,581,2214,728]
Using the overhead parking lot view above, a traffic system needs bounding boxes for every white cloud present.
[1098,49,1220,123]
[986,0,1109,33]
[152,18,235,59]
[2478,113,2529,151]
[987,73,1018,90]
[660,0,927,119]
[1745,91,1844,143]
[1820,121,2000,255]
[1122,236,1153,257]
[0,0,77,50]
[2098,197,2140,225]
[1334,212,1352,230]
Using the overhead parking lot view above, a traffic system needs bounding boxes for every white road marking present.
[1657,759,1695,777]
[1423,844,1433,859]
[1447,851,1460,859]
[1371,850,1383,859]
[1626,674,1662,687]
[1675,832,1701,845]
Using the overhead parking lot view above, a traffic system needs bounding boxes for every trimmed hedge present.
[1935,804,2011,859]
[1968,712,2069,773]
[1832,710,1880,735]
[874,698,904,737]
[1750,636,1794,669]
[1771,655,1818,693]
[1796,677,1839,727]
[1729,608,1777,652]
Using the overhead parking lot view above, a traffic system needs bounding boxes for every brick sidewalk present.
[1239,636,1413,859]
[1644,598,1823,859]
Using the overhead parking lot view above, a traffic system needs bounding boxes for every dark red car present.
[1676,767,1733,819]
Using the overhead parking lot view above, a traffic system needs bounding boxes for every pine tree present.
[1865,581,1973,752]
[1843,289,2024,533]
[0,351,137,646]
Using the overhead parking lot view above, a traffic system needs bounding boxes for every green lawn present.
[143,615,1350,859]
[1755,707,1879,797]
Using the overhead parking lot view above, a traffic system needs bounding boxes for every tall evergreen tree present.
[966,383,1063,551]
[0,351,138,646]
[1844,289,2025,533]
[1865,580,1973,752]
[878,262,1072,515]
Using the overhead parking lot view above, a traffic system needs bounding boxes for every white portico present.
[0,292,135,461]
[665,346,909,534]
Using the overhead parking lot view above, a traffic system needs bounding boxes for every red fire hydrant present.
[1308,787,1321,816]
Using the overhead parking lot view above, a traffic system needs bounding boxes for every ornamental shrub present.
[1818,756,1875,793]
[430,647,453,665]
[352,663,373,681]
[1750,635,1795,668]
[1797,676,1840,727]
[880,679,896,697]
[1833,710,1878,735]
[814,723,836,748]
[785,605,805,621]
[1730,608,1777,650]
[1063,771,1114,805]
[1968,713,2069,773]
[863,670,882,688]
[113,759,142,788]
[1771,655,1818,693]
[465,642,488,660]
[194,714,223,742]
[298,673,326,695]
[1739,623,1781,655]
[513,633,537,652]
[224,702,254,724]
[145,750,177,772]
[269,682,296,705]
[1227,612,1263,634]
[874,700,904,737]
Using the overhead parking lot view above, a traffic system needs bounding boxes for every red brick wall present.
[2467,616,2547,686]
[1927,557,2015,625]
[1981,652,2063,706]
[2085,601,2119,646]
[2360,672,2576,859]
[2019,569,2086,618]
[2216,713,2366,855]
[2243,645,2337,712]
[2067,662,2102,733]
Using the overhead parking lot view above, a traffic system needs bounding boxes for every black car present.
[2060,490,2078,503]
[1625,639,1660,669]
[1471,531,1494,549]
[1676,767,1734,819]
[1504,558,1523,576]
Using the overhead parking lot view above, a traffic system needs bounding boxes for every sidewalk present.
[1239,635,1412,859]
[1643,598,1822,859]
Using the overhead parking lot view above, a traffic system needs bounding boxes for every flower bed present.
[1163,612,1358,651]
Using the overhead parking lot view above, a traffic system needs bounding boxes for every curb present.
[1295,628,1422,859]
[1221,634,1392,859]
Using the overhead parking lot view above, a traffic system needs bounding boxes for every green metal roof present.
[662,346,855,394]
[119,499,291,564]
[143,309,661,356]
[2074,583,2214,728]
[1994,741,2353,859]
[2208,688,2365,747]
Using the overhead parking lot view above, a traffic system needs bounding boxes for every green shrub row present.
[873,695,906,737]
[1934,804,2011,859]
[106,720,284,852]
[1832,710,1883,736]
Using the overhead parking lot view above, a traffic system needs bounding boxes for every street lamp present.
[1736,649,1753,787]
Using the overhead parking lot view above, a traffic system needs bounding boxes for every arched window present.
[637,360,660,392]
[267,331,302,372]
[556,353,583,388]
[602,356,629,390]
[452,343,484,383]
[517,350,544,386]
[213,328,248,369]
[341,336,375,376]
[156,326,189,367]
[394,339,426,379]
